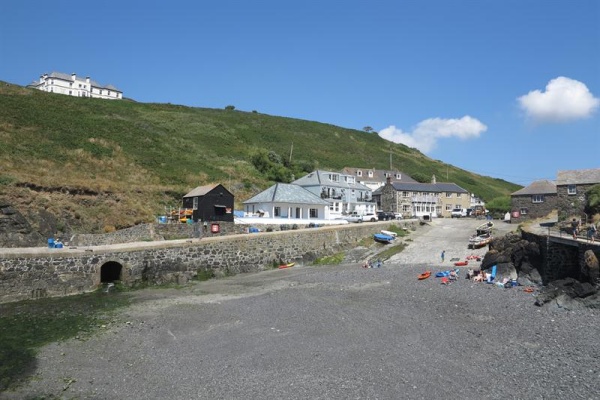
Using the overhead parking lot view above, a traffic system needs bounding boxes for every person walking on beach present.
[441,250,445,262]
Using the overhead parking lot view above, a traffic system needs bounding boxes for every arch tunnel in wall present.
[100,261,123,283]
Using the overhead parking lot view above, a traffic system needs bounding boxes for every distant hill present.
[0,81,520,236]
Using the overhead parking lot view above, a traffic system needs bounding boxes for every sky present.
[1,0,598,187]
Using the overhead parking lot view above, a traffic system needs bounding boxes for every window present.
[309,208,318,218]
[193,197,198,210]
[274,207,281,217]
[402,191,409,198]
[446,192,452,198]
[329,174,339,182]
[520,208,528,215]
[395,173,401,179]
[456,193,462,198]
[357,170,362,177]
[445,204,453,211]
[568,185,577,195]
[368,171,373,177]
[532,195,544,203]
[69,90,72,95]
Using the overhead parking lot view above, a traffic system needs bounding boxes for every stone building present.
[510,180,557,222]
[378,177,470,219]
[556,168,600,222]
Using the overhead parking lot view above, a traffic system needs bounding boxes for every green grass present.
[313,252,345,265]
[0,291,131,391]
[0,81,521,233]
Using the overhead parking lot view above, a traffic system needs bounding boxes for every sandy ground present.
[3,218,599,400]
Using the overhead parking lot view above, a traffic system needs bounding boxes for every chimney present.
[71,73,76,81]
[86,76,90,84]
[386,176,392,185]
[432,174,437,184]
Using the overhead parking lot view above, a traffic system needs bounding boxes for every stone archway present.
[100,261,123,283]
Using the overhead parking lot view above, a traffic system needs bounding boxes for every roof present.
[42,71,122,92]
[243,183,330,205]
[556,169,600,186]
[389,181,469,193]
[183,184,220,198]
[511,180,556,196]
[292,170,371,191]
[341,167,417,183]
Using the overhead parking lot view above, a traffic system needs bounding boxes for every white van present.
[451,208,467,218]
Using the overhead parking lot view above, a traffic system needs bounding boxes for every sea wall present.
[0,221,412,303]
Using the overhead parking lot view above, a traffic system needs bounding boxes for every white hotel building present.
[29,72,122,100]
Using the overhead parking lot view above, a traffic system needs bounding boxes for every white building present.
[29,72,122,100]
[292,170,377,218]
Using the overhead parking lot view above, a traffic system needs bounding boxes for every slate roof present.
[292,170,371,191]
[511,180,556,196]
[42,71,122,91]
[389,182,469,193]
[183,184,220,198]
[340,167,417,183]
[243,183,330,205]
[556,169,600,186]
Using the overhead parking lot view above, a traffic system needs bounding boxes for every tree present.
[225,105,235,111]
[363,126,374,133]
[585,184,600,217]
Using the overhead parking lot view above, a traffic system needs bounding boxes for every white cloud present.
[518,76,599,123]
[378,116,487,153]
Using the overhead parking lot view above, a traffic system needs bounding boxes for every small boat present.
[418,271,431,280]
[380,230,397,238]
[278,262,295,269]
[374,233,395,244]
[468,234,493,249]
[454,260,468,266]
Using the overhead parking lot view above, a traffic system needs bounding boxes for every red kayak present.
[278,262,295,269]
[454,261,468,266]
[418,271,431,280]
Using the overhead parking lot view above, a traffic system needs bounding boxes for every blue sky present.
[1,0,598,187]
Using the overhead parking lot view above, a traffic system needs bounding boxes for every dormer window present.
[395,173,401,179]
[368,171,373,177]
[357,170,362,177]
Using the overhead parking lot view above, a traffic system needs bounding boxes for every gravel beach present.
[3,218,600,400]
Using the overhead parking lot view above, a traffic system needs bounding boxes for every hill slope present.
[0,82,520,237]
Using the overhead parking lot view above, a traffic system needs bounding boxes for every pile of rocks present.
[481,232,600,309]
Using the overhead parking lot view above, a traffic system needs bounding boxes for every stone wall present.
[0,221,412,303]
[511,194,558,222]
[521,231,600,283]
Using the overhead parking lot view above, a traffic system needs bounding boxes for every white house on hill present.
[29,72,123,100]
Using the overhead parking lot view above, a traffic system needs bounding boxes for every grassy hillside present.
[0,81,520,234]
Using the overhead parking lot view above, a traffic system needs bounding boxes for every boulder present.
[581,250,599,284]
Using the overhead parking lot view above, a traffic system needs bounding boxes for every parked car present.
[451,208,467,218]
[343,214,364,223]
[344,212,379,223]
[377,211,395,221]
[363,212,379,222]
[393,212,403,220]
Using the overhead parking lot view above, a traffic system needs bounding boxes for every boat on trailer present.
[374,233,395,244]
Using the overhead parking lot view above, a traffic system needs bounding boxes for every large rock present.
[581,250,599,284]
[482,233,543,284]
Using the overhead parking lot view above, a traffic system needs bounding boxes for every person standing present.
[571,218,580,239]
[441,250,445,262]
[588,224,597,243]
